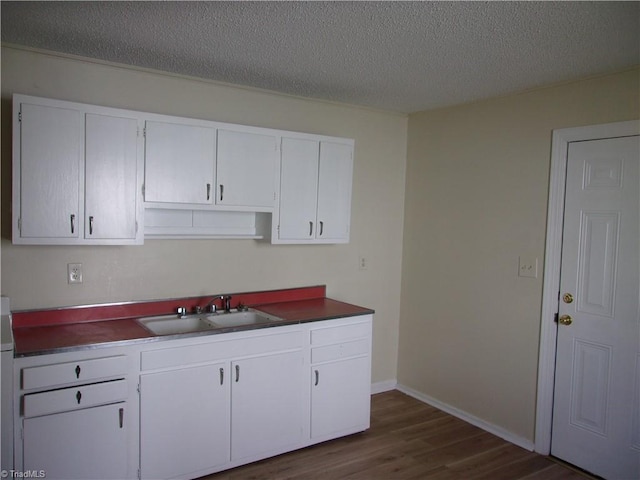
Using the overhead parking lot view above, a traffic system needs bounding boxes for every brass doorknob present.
[562,293,574,304]
[559,314,573,326]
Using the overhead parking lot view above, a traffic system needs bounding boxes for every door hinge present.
[17,217,21,233]
[553,313,559,323]
[137,383,140,395]
[137,468,141,480]
[142,127,146,138]
[18,111,22,122]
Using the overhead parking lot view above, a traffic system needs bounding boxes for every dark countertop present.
[12,297,374,357]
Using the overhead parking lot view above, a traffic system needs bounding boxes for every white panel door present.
[23,403,128,480]
[316,142,353,242]
[216,129,278,208]
[85,114,139,240]
[279,137,320,240]
[144,120,215,204]
[19,103,82,238]
[140,363,230,480]
[552,135,639,479]
[231,350,304,461]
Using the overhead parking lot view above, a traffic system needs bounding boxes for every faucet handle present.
[177,306,187,317]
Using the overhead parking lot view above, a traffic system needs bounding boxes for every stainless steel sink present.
[138,309,283,335]
[138,315,217,335]
[206,310,279,328]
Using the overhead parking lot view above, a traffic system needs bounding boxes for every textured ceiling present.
[1,1,639,113]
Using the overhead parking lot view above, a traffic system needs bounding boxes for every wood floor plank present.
[200,390,595,480]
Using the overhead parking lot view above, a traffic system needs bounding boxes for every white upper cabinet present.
[216,129,278,210]
[144,120,216,205]
[85,114,140,240]
[16,102,83,240]
[13,96,144,245]
[275,137,353,244]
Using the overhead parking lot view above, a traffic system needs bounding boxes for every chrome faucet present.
[203,295,232,314]
[222,295,232,313]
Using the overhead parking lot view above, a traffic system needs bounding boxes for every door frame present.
[535,119,640,454]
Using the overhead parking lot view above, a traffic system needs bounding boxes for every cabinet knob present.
[76,390,82,404]
[220,184,224,202]
[319,221,324,236]
[309,221,313,237]
[314,369,319,386]
[235,364,240,383]
[70,214,75,234]
[206,183,211,201]
[89,216,94,235]
[75,365,81,379]
[219,367,224,385]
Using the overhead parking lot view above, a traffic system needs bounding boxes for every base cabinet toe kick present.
[13,314,372,480]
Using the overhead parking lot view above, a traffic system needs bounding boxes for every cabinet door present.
[23,402,128,480]
[311,356,370,440]
[85,114,140,240]
[144,120,215,204]
[278,137,320,240]
[216,129,278,208]
[140,363,230,479]
[231,350,304,461]
[17,103,83,239]
[316,142,353,242]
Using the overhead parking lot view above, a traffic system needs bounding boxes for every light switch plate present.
[518,256,538,278]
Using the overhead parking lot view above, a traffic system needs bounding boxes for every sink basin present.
[206,310,280,328]
[138,315,216,335]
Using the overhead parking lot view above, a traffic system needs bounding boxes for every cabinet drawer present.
[21,355,127,390]
[311,338,369,364]
[310,321,371,346]
[23,379,127,417]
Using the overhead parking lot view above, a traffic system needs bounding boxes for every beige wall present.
[399,67,640,443]
[0,45,408,384]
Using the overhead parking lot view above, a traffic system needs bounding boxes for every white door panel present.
[552,135,639,479]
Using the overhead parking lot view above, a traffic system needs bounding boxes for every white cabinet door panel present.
[231,351,304,461]
[279,138,319,239]
[144,121,215,205]
[19,103,82,238]
[316,142,353,242]
[217,129,278,208]
[311,356,370,440]
[140,363,230,480]
[85,114,139,240]
[23,402,128,480]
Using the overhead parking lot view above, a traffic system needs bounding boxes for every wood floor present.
[202,390,594,480]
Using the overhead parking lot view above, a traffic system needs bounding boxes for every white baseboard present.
[395,383,535,452]
[371,379,397,394]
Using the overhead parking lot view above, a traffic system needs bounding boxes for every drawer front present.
[23,379,128,417]
[141,330,304,371]
[22,355,127,390]
[310,320,371,346]
[311,338,369,364]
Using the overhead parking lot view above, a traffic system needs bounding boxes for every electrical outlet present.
[359,256,368,270]
[68,263,83,284]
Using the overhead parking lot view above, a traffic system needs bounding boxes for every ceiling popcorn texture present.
[2,1,638,113]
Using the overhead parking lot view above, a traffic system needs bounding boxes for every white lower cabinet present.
[140,363,230,480]
[15,314,372,480]
[23,402,128,480]
[14,349,137,480]
[231,350,305,461]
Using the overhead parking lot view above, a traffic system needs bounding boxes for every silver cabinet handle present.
[235,364,240,382]
[220,184,224,202]
[219,367,224,385]
[309,221,313,237]
[89,216,94,235]
[314,370,319,386]
[207,183,211,201]
[75,365,81,379]
[70,214,75,234]
[319,221,324,236]
[119,407,124,428]
[76,390,82,404]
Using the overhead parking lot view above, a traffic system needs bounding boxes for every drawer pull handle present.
[206,183,211,201]
[319,221,324,236]
[70,214,75,234]
[220,184,224,202]
[89,216,94,235]
[309,221,313,237]
[119,408,124,428]
[76,390,82,404]
[314,369,319,386]
[235,364,240,383]
[219,367,224,385]
[75,365,81,379]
